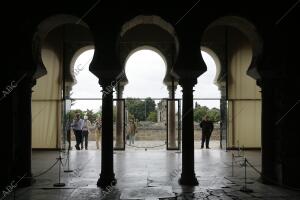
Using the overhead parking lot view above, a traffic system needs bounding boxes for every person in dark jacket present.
[200,115,214,149]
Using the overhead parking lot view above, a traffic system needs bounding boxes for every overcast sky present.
[70,49,220,111]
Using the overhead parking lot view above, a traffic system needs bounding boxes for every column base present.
[97,173,117,188]
[115,141,124,149]
[260,175,278,185]
[168,142,177,150]
[179,173,199,186]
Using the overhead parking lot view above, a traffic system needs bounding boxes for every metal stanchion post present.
[64,148,73,173]
[232,153,234,177]
[242,145,245,157]
[53,154,66,187]
[240,158,253,193]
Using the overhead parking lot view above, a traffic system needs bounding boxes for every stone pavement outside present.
[70,140,221,151]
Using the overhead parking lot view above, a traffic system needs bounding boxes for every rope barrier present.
[245,159,300,192]
[230,152,247,176]
[245,159,262,176]
[21,159,60,179]
[33,159,60,178]
[126,143,166,149]
[240,158,253,193]
[225,150,300,192]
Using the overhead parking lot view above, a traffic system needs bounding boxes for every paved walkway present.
[10,148,300,200]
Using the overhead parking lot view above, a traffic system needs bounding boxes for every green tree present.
[194,105,209,122]
[207,107,220,122]
[66,109,101,124]
[126,98,145,121]
[193,105,220,122]
[66,109,84,121]
[126,98,156,121]
[144,97,156,118]
[147,111,157,122]
[84,109,98,123]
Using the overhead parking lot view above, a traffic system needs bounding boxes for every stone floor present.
[6,145,300,200]
[70,140,221,151]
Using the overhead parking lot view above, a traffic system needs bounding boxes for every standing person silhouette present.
[200,115,214,149]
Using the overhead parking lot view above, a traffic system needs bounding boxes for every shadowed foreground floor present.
[9,148,300,200]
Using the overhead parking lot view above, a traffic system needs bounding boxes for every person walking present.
[71,113,83,150]
[200,115,214,149]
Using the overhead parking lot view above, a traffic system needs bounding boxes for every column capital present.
[18,74,36,94]
[167,84,177,99]
[167,84,177,92]
[115,84,124,93]
[116,84,124,99]
[179,78,197,89]
[99,78,115,88]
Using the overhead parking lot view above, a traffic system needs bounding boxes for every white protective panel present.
[227,28,261,148]
[32,46,62,148]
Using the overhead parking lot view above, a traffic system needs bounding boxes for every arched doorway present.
[116,47,173,150]
[66,48,103,151]
[32,15,94,150]
[201,16,262,150]
[194,49,221,149]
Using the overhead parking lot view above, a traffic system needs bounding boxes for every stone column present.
[97,79,116,188]
[179,79,198,185]
[0,75,17,190]
[167,85,177,149]
[15,77,35,187]
[261,79,279,184]
[115,85,124,149]
[219,84,227,149]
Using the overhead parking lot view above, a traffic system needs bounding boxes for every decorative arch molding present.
[119,15,179,63]
[120,15,179,53]
[32,14,90,80]
[201,47,222,87]
[204,16,263,81]
[69,45,95,84]
[119,15,179,86]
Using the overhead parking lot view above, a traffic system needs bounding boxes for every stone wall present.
[70,123,220,141]
[133,128,220,141]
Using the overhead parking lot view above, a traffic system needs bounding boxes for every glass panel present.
[193,99,221,149]
[65,99,101,150]
[113,99,125,150]
[124,98,166,150]
[63,99,72,151]
[220,99,227,149]
[167,99,180,150]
